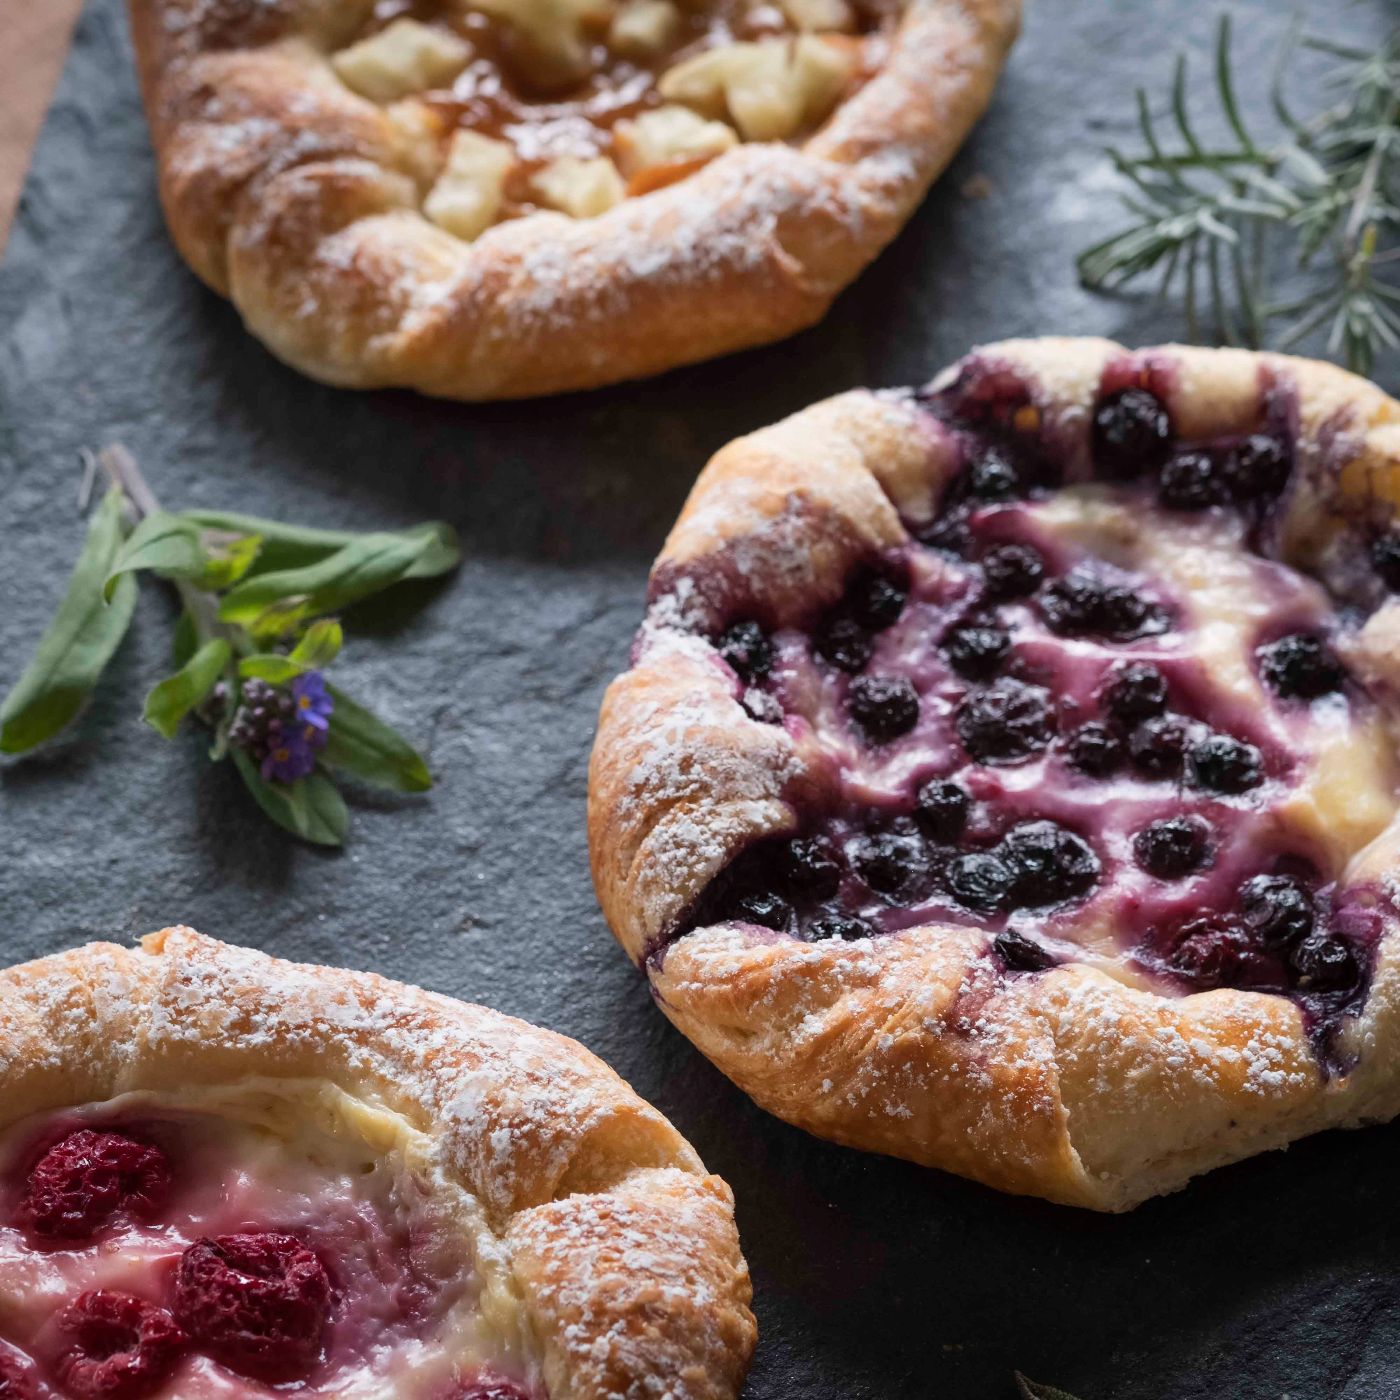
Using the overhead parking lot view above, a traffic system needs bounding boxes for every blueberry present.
[1226,434,1290,500]
[1040,568,1168,640]
[1092,386,1171,479]
[1159,450,1227,510]
[814,616,872,673]
[809,914,876,942]
[1133,816,1211,879]
[945,851,1015,912]
[915,779,971,842]
[981,543,1045,599]
[994,930,1055,972]
[1165,913,1254,989]
[955,679,1055,764]
[1065,722,1124,776]
[1239,874,1314,948]
[851,820,928,895]
[1289,933,1359,992]
[848,675,920,743]
[1187,733,1263,793]
[1001,821,1100,906]
[942,622,1012,680]
[1257,633,1344,700]
[1373,530,1400,592]
[779,837,842,900]
[731,891,792,931]
[967,449,1023,501]
[848,568,907,630]
[1128,714,1190,778]
[716,621,773,683]
[1103,662,1169,722]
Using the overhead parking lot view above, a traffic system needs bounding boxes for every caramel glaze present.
[363,0,901,216]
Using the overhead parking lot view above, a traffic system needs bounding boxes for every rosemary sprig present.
[1078,13,1400,376]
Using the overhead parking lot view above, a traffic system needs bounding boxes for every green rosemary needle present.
[1077,13,1400,376]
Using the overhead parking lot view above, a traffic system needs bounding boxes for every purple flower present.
[260,722,317,783]
[292,672,334,740]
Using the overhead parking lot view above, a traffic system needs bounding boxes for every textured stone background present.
[2,2,1398,1396]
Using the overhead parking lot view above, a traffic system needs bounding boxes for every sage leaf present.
[0,488,137,754]
[143,638,230,740]
[238,654,306,684]
[216,523,460,637]
[232,750,348,846]
[172,609,198,668]
[182,512,364,573]
[191,514,460,583]
[104,512,260,600]
[291,619,343,669]
[1014,1375,1084,1400]
[321,685,431,793]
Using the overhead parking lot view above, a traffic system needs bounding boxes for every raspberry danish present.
[589,337,1400,1210]
[0,929,754,1397]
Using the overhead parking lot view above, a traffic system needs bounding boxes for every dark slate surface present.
[2,1,1398,1396]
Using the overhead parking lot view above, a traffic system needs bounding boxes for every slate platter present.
[2,1,1398,1396]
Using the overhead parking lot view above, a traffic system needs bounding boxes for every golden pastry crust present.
[125,0,1019,399]
[588,338,1400,1212]
[0,928,756,1398]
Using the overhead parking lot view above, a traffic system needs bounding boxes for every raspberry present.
[51,1292,185,1400]
[16,1128,171,1243]
[0,1351,37,1400]
[174,1233,331,1382]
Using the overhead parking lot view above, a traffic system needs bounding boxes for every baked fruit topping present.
[16,1130,171,1245]
[590,339,1400,1209]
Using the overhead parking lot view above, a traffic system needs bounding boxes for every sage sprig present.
[1078,15,1400,375]
[0,446,460,847]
